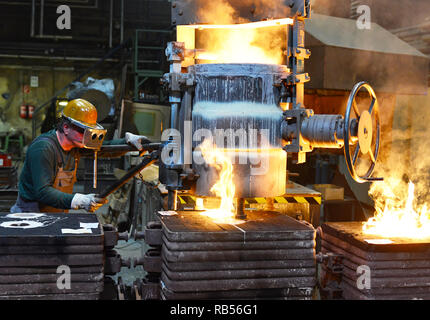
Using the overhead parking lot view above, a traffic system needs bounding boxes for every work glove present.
[71,193,108,212]
[125,132,151,151]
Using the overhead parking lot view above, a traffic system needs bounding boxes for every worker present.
[10,99,149,213]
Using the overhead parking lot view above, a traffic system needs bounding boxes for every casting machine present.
[159,0,382,218]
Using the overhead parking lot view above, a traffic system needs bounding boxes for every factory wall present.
[351,0,430,30]
[0,68,109,146]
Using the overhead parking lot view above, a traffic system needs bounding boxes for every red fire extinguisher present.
[20,105,28,119]
[20,105,35,119]
[28,105,34,119]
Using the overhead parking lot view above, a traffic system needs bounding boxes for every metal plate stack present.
[0,212,105,300]
[321,222,430,300]
[159,210,316,300]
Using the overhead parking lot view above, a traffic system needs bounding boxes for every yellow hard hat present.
[61,99,104,130]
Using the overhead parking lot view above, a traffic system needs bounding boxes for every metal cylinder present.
[190,64,288,198]
[235,198,246,220]
[301,115,344,149]
[168,190,178,211]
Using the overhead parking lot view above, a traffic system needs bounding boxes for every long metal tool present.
[96,150,159,199]
[80,143,161,158]
[89,144,160,191]
[93,150,98,189]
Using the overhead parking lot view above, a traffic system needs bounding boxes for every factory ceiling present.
[305,14,429,95]
[306,14,427,58]
[0,0,172,70]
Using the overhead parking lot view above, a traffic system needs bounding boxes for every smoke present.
[197,0,237,24]
[196,0,290,24]
[368,103,430,212]
[309,0,350,18]
[231,0,290,21]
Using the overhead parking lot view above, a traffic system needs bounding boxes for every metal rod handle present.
[97,152,157,199]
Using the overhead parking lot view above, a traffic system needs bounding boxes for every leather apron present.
[11,135,78,213]
[38,157,78,213]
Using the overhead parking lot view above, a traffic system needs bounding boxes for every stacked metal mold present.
[138,211,317,300]
[320,222,430,300]
[0,212,128,300]
[133,221,163,300]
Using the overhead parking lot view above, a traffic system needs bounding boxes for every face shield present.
[64,116,107,150]
[82,127,107,150]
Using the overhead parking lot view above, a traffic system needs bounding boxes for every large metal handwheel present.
[344,81,383,183]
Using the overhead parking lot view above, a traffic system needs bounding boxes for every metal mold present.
[321,222,430,300]
[158,210,316,299]
[160,210,316,242]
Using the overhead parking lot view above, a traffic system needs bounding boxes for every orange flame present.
[363,181,430,239]
[197,140,243,225]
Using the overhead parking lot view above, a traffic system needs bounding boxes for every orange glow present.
[196,28,282,64]
[177,18,291,65]
[183,18,293,30]
[363,181,430,239]
[197,140,244,225]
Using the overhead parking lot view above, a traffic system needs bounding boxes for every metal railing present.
[133,29,172,101]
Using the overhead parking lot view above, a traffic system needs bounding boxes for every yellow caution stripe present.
[246,196,321,205]
[178,195,196,205]
[177,195,321,205]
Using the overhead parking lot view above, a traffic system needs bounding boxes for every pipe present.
[31,0,35,37]
[1,0,99,9]
[0,53,118,62]
[39,0,44,37]
[109,0,113,48]
[170,103,178,130]
[120,0,124,43]
[33,35,73,40]
[118,99,125,138]
[235,198,246,220]
[0,65,74,71]
[168,190,178,211]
